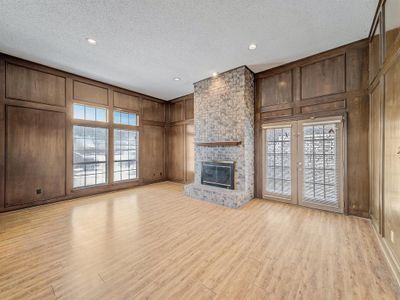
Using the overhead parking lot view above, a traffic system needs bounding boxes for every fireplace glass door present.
[262,116,344,213]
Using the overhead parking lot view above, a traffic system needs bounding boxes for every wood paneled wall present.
[0,54,167,212]
[166,94,194,184]
[254,39,370,217]
[368,0,400,284]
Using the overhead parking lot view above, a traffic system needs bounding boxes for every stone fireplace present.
[184,66,254,208]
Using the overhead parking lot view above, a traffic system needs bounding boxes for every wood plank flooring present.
[0,182,398,299]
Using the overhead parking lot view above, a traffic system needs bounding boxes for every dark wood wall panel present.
[185,96,194,120]
[0,54,167,212]
[113,91,140,111]
[346,46,369,91]
[167,125,185,182]
[347,96,369,215]
[259,70,292,107]
[141,125,165,182]
[255,39,369,217]
[300,100,345,114]
[384,55,400,265]
[5,106,65,206]
[142,99,165,122]
[73,80,108,105]
[301,55,345,99]
[6,63,66,106]
[166,94,194,184]
[185,124,195,183]
[369,19,381,84]
[261,108,293,119]
[169,100,185,122]
[367,0,400,282]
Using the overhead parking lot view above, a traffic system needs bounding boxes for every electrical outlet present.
[391,230,395,243]
[36,188,42,195]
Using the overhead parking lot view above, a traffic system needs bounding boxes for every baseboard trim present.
[371,220,400,288]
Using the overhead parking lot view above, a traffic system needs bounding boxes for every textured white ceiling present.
[0,0,377,100]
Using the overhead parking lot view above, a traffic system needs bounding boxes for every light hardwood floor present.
[0,182,398,299]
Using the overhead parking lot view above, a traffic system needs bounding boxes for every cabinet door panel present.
[6,106,66,206]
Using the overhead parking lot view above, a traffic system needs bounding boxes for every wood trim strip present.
[0,57,5,209]
[65,78,73,196]
[167,119,194,126]
[141,120,166,127]
[371,220,400,288]
[4,98,66,113]
[196,141,241,147]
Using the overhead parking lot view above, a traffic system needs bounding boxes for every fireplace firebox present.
[201,161,235,190]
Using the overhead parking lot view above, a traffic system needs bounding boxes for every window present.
[265,126,292,198]
[114,110,137,126]
[73,103,107,122]
[114,129,138,181]
[73,126,108,188]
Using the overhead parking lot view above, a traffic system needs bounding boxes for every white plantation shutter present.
[264,126,292,199]
[300,119,343,211]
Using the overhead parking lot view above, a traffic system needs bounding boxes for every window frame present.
[71,101,110,191]
[70,95,142,192]
[112,108,140,183]
[261,115,345,213]
[73,101,109,123]
[113,128,139,183]
[262,121,298,205]
[72,125,109,189]
[297,116,345,213]
[113,108,139,126]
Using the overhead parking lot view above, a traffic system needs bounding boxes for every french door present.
[262,116,345,213]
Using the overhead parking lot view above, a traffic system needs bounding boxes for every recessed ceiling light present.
[248,43,257,50]
[173,77,181,81]
[86,38,97,45]
[212,72,218,77]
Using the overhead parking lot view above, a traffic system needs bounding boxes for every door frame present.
[261,115,346,214]
[297,116,345,213]
[262,121,298,205]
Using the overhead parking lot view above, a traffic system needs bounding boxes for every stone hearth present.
[184,66,254,208]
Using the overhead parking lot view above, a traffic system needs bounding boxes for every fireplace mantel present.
[196,141,242,147]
